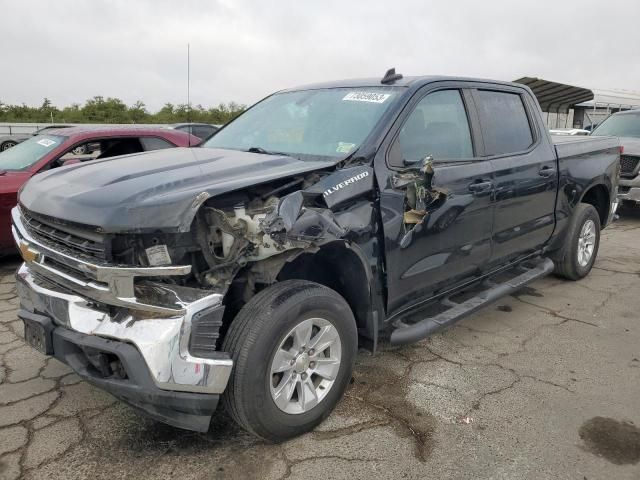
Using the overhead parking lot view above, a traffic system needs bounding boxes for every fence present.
[0,123,172,136]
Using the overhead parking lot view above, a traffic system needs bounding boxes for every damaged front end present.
[12,204,232,431]
[182,164,374,297]
[11,163,376,431]
[393,157,448,247]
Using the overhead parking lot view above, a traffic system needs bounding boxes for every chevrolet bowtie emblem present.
[18,241,39,263]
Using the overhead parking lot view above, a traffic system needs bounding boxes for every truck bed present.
[552,134,620,159]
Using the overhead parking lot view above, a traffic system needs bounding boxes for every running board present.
[389,257,555,346]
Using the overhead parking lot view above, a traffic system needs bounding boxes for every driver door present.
[376,86,495,314]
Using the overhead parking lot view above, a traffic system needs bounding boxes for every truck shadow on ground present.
[118,357,437,464]
[616,204,640,221]
[105,343,440,479]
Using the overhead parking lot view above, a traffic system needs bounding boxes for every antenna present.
[187,43,191,147]
[381,67,403,85]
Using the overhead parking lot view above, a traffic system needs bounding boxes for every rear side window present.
[390,89,473,166]
[140,137,174,151]
[474,90,533,156]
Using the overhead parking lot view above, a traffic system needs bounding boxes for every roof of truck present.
[283,75,527,92]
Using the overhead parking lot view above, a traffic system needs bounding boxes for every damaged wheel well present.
[277,242,371,332]
[218,242,371,348]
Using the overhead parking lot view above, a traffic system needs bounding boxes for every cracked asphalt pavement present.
[1,211,640,480]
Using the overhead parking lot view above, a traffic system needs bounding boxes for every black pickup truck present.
[13,70,620,441]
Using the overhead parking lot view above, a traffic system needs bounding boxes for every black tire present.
[1,141,17,151]
[553,203,601,280]
[71,145,87,155]
[221,279,357,441]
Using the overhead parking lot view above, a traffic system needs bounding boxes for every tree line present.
[0,97,246,125]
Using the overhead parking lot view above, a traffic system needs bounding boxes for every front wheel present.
[554,203,601,280]
[1,141,17,151]
[221,280,357,441]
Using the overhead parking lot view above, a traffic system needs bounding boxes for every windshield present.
[204,87,402,159]
[0,135,65,171]
[592,114,640,138]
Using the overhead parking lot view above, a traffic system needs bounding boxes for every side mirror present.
[403,155,434,172]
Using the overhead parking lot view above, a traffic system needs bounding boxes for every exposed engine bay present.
[102,158,453,302]
[107,165,375,297]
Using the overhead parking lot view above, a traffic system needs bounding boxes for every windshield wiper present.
[246,146,280,155]
[246,146,297,159]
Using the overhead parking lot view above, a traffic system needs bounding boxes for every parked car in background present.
[169,122,219,140]
[0,125,74,152]
[549,128,590,136]
[591,110,640,207]
[0,125,200,254]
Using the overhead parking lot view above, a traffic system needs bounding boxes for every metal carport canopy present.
[513,77,594,114]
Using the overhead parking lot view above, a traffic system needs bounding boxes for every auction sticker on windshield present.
[343,92,391,103]
[336,142,356,153]
[37,138,57,147]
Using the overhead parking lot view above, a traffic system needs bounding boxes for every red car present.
[0,126,200,255]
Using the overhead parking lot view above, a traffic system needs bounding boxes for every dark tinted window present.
[391,90,473,166]
[475,90,533,156]
[194,125,217,139]
[140,137,174,151]
[96,138,144,159]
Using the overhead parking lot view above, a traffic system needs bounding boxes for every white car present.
[549,128,590,136]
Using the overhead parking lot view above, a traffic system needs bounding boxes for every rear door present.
[376,85,495,314]
[470,87,558,266]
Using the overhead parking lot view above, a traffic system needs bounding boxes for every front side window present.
[0,135,65,171]
[474,90,534,156]
[390,89,473,167]
[204,87,402,160]
[58,141,102,164]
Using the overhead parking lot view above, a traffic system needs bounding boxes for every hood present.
[19,147,336,233]
[0,171,33,195]
[619,137,640,156]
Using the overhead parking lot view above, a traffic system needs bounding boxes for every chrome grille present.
[620,155,640,177]
[21,209,108,261]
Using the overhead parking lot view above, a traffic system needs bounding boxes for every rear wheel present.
[554,203,601,280]
[221,279,357,441]
[71,145,87,155]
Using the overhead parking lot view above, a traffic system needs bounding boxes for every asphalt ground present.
[1,209,639,480]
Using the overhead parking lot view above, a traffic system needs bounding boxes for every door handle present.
[538,166,557,178]
[468,181,493,193]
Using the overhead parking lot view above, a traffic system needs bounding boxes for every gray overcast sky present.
[2,0,639,111]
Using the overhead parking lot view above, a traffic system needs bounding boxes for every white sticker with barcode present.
[342,91,391,103]
[146,245,172,266]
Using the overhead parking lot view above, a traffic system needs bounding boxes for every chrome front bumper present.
[12,206,232,395]
[11,206,195,315]
[618,175,640,204]
[617,187,640,203]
